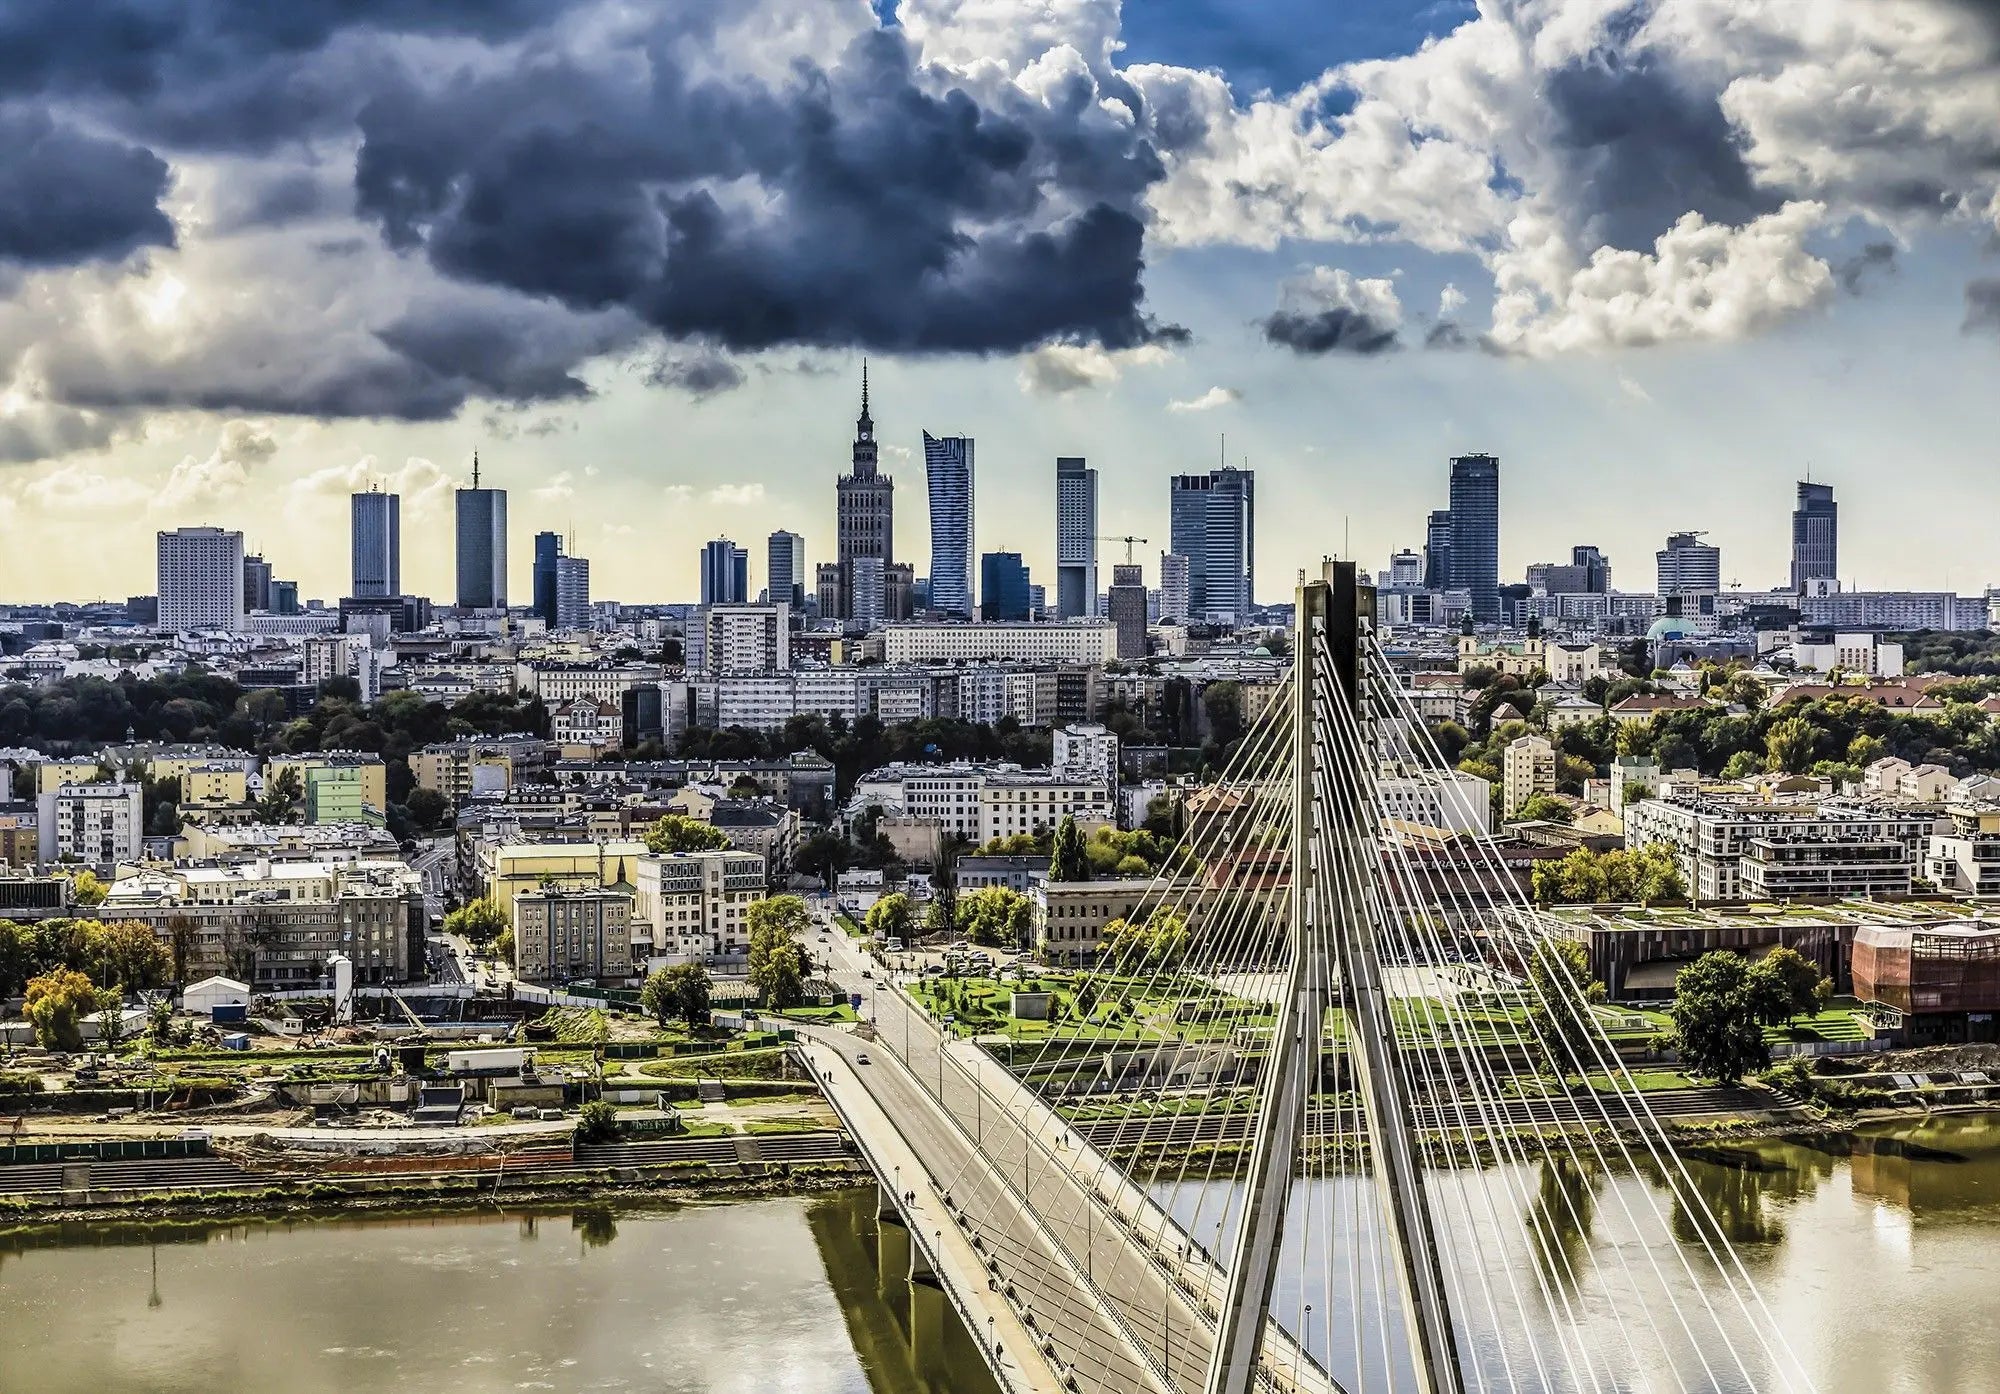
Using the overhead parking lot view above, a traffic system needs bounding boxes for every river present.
[3,1115,1998,1393]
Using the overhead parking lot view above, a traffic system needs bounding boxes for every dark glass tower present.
[454,453,508,610]
[1446,454,1499,622]
[1790,481,1837,592]
[533,531,562,627]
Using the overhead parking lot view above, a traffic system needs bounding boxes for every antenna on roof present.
[472,450,481,489]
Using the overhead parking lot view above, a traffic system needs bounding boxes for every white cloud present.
[19,462,152,517]
[1489,202,1833,355]
[707,483,766,506]
[1168,386,1243,413]
[1017,342,1175,395]
[155,419,277,512]
[287,454,455,519]
[1438,283,1468,316]
[533,471,576,503]
[663,484,694,503]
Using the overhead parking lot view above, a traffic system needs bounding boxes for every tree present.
[146,997,175,1045]
[95,988,129,1051]
[254,766,304,823]
[1764,717,1817,775]
[865,893,916,942]
[641,963,714,1028]
[24,969,97,1052]
[575,1100,623,1145]
[642,814,731,855]
[1100,907,1189,972]
[794,832,851,889]
[1720,750,1763,780]
[492,927,515,964]
[1748,946,1831,1026]
[959,888,1036,948]
[406,786,452,832]
[746,896,811,1009]
[1669,952,1770,1085]
[1524,937,1607,1080]
[165,915,200,985]
[1513,793,1574,825]
[444,896,508,948]
[90,920,172,991]
[1049,815,1090,883]
[67,869,109,908]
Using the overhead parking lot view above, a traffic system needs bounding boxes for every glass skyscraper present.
[533,531,563,627]
[980,551,1031,621]
[767,530,807,609]
[350,488,400,598]
[701,538,749,606]
[1168,467,1255,624]
[924,432,975,618]
[1446,454,1499,623]
[1790,482,1838,592]
[454,455,507,610]
[1056,456,1098,619]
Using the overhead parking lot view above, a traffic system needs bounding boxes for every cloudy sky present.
[1,0,1997,607]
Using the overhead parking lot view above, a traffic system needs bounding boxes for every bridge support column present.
[877,1210,911,1305]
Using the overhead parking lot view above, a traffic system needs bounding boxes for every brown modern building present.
[1852,922,2000,1044]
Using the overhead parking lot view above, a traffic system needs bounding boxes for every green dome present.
[1647,617,1697,641]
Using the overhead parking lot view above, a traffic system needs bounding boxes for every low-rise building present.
[513,887,633,984]
[883,620,1116,666]
[1852,921,2000,1043]
[551,696,621,753]
[1376,769,1492,835]
[102,859,424,986]
[1925,806,2000,896]
[632,849,766,964]
[1623,794,1940,902]
[36,782,143,867]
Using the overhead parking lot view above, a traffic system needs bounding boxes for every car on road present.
[855,1053,871,1065]
[860,969,872,979]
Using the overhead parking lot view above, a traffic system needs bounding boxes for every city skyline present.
[3,2,1999,605]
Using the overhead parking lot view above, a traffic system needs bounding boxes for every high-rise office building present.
[350,488,400,598]
[455,454,508,610]
[1446,454,1500,623]
[555,554,591,629]
[767,530,807,609]
[1387,550,1424,588]
[1056,456,1098,620]
[1790,482,1838,592]
[1657,531,1722,594]
[850,555,885,630]
[980,551,1032,621]
[835,364,894,621]
[1571,545,1611,594]
[1168,467,1255,624]
[533,531,563,627]
[924,432,975,618]
[700,538,749,606]
[157,527,246,631]
[1107,562,1149,660]
[1424,509,1455,591]
[242,553,274,613]
[272,580,299,616]
[1158,552,1191,624]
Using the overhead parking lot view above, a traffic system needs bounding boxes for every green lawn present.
[834,912,866,938]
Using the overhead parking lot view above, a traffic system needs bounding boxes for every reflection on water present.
[6,1116,2000,1393]
[0,1191,994,1394]
[1154,1112,2000,1394]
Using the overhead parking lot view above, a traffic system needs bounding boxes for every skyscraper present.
[1107,562,1149,660]
[1571,545,1611,594]
[700,538,749,606]
[1790,482,1838,592]
[1657,531,1722,594]
[455,454,508,610]
[1446,454,1499,623]
[923,432,975,618]
[1424,509,1454,591]
[1056,456,1098,619]
[555,554,591,629]
[1158,552,1191,624]
[350,488,401,598]
[980,551,1031,621]
[157,527,245,631]
[242,553,273,613]
[767,530,807,609]
[1168,467,1255,624]
[835,364,894,620]
[533,531,563,627]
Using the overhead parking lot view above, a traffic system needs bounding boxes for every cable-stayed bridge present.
[797,561,1817,1394]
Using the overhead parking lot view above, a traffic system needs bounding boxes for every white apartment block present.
[1502,734,1556,815]
[157,527,245,631]
[1376,769,1492,835]
[1790,633,1904,677]
[633,849,766,964]
[1053,722,1120,788]
[1863,757,1953,802]
[703,603,791,674]
[516,663,662,703]
[37,782,144,866]
[1623,795,1939,901]
[1926,808,2000,896]
[884,620,1116,666]
[849,763,1115,842]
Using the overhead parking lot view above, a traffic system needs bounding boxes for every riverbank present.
[0,1157,868,1226]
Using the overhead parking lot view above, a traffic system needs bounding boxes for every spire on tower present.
[472,450,481,489]
[858,359,873,436]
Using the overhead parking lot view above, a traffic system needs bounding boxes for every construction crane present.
[1098,535,1150,564]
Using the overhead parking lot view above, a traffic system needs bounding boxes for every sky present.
[1,0,1998,608]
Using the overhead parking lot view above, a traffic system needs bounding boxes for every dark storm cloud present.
[642,352,748,400]
[0,111,175,266]
[1964,279,2000,336]
[352,26,1178,356]
[1261,307,1401,356]
[1425,321,1471,350]
[1836,242,1897,295]
[1543,57,1780,252]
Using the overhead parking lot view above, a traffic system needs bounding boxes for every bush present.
[575,1100,623,1144]
[0,1071,45,1094]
